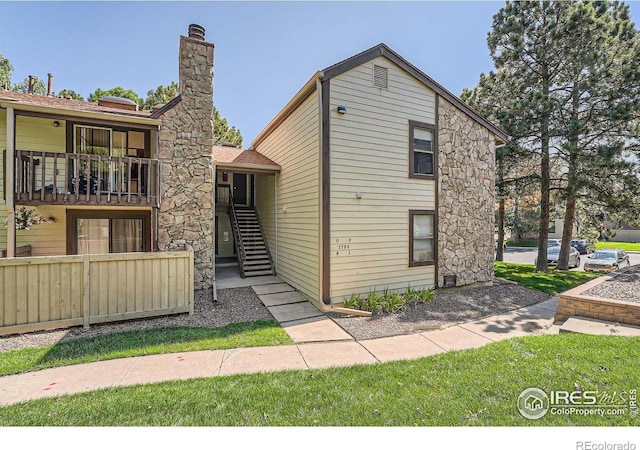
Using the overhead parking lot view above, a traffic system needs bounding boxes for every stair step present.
[244,264,273,271]
[246,254,268,259]
[244,269,275,277]
[244,259,271,269]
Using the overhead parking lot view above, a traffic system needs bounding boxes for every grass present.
[494,261,602,295]
[0,320,292,377]
[596,241,640,252]
[1,333,638,426]
[506,240,538,247]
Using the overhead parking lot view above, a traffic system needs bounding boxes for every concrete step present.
[559,316,640,336]
[244,269,274,277]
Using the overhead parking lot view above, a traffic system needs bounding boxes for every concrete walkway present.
[0,296,560,407]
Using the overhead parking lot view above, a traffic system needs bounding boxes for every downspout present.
[153,128,160,251]
[274,172,278,271]
[212,164,217,301]
[5,107,15,257]
[316,75,325,304]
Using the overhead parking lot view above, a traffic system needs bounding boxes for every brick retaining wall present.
[555,271,640,326]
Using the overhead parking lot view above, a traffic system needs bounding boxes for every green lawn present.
[1,333,637,426]
[0,320,292,377]
[506,240,538,248]
[595,241,640,252]
[494,262,602,295]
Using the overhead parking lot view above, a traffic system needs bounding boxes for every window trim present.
[66,209,152,255]
[409,209,437,267]
[409,120,437,180]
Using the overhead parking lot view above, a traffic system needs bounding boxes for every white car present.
[584,249,631,273]
[535,246,581,268]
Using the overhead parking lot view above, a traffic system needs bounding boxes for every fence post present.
[83,255,91,329]
[187,245,194,315]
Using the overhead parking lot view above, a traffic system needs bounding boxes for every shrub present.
[415,288,435,304]
[382,292,407,313]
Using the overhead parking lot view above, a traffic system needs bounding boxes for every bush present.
[340,286,435,314]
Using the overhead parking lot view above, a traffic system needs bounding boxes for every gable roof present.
[213,146,280,173]
[252,43,508,147]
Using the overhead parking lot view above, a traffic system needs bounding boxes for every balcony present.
[9,150,160,207]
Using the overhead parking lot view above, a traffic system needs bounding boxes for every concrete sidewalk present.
[0,297,559,407]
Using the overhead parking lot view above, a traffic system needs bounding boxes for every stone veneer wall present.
[437,97,495,287]
[157,35,215,291]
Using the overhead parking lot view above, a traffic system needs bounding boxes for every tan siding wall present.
[16,116,68,194]
[254,94,320,302]
[1,205,154,257]
[255,173,276,259]
[329,57,437,300]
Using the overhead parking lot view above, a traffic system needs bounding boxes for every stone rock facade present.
[157,32,215,291]
[437,97,495,287]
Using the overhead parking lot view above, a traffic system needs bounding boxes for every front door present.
[233,173,247,205]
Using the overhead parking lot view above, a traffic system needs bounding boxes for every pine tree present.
[487,1,571,271]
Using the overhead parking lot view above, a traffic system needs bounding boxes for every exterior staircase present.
[230,205,275,278]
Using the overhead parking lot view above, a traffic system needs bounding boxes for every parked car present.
[584,249,630,273]
[570,239,596,255]
[548,239,562,247]
[535,246,581,268]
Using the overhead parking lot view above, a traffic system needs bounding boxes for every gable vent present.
[373,64,388,89]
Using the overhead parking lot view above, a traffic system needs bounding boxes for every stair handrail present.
[228,192,247,278]
[252,207,276,276]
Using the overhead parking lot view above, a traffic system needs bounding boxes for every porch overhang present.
[0,99,162,129]
[213,162,280,174]
[212,146,280,174]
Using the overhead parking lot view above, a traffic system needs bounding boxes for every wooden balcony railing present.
[11,150,160,207]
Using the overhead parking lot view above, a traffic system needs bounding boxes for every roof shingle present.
[0,90,153,118]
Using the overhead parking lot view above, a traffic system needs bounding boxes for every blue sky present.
[2,1,640,144]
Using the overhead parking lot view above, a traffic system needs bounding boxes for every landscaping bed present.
[554,265,640,326]
[328,278,551,340]
[581,265,640,303]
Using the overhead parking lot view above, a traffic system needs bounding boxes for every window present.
[67,210,151,255]
[410,210,436,267]
[409,121,436,178]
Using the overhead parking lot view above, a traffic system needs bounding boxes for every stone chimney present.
[47,73,53,96]
[28,75,34,94]
[157,24,215,293]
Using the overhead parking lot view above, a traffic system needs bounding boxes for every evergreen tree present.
[143,82,178,110]
[12,75,46,95]
[0,54,13,90]
[88,87,143,108]
[552,1,640,269]
[213,106,243,147]
[57,89,84,101]
[487,1,571,271]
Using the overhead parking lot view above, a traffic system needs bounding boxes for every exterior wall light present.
[53,121,60,127]
[337,106,347,114]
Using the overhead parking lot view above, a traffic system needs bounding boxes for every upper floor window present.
[409,121,436,179]
[73,125,149,158]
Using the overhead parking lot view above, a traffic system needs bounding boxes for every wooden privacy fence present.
[0,250,194,336]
